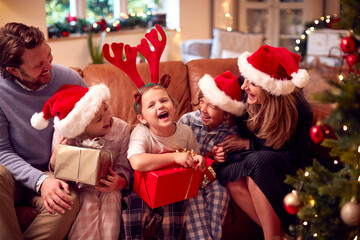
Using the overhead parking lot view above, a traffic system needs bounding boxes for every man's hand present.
[217,134,250,153]
[40,177,73,215]
[96,168,127,192]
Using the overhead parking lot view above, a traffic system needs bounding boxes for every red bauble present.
[284,191,301,215]
[340,36,358,54]
[346,53,359,72]
[62,31,70,37]
[310,125,324,144]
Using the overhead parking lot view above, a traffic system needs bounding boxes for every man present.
[0,22,87,239]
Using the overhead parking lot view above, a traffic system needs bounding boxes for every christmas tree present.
[284,0,360,239]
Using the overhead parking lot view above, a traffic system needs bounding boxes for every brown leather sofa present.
[17,58,333,239]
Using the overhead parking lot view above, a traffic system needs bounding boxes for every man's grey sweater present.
[0,64,86,191]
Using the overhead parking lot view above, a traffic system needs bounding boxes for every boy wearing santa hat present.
[32,84,132,240]
[179,71,245,240]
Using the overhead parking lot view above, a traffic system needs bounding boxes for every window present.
[46,0,160,38]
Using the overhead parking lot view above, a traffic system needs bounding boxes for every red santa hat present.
[238,45,309,96]
[31,84,110,139]
[198,71,245,116]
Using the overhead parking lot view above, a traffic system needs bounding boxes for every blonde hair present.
[246,88,300,149]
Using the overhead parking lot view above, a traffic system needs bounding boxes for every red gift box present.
[133,158,214,209]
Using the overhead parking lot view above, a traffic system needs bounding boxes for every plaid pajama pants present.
[185,179,230,240]
[68,187,122,240]
[121,191,186,240]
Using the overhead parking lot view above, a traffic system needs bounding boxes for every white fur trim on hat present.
[31,112,49,130]
[238,52,308,96]
[54,84,111,139]
[198,74,245,116]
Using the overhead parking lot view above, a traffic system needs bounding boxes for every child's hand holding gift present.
[96,168,127,192]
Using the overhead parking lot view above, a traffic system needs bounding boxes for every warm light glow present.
[227,27,232,32]
[320,16,325,21]
[106,27,111,32]
[326,15,331,19]
[176,27,182,33]
[326,19,331,23]
[358,145,360,153]
[314,233,318,237]
[225,12,231,18]
[310,27,315,31]
[315,214,318,218]
[309,199,316,207]
[305,29,311,35]
[305,171,309,177]
[343,125,348,131]
[295,46,300,51]
[314,19,319,24]
[301,35,306,39]
[93,23,98,28]
[146,11,151,15]
[296,39,301,44]
[303,221,308,226]
[354,236,358,240]
[358,175,360,182]
[339,74,344,81]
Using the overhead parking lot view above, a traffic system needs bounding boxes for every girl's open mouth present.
[158,112,169,120]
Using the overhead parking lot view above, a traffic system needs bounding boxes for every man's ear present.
[6,67,21,78]
[137,114,148,125]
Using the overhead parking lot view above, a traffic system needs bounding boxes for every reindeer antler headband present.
[102,24,167,90]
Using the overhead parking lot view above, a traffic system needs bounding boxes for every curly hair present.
[0,22,45,81]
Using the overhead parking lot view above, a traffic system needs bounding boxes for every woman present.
[217,45,313,240]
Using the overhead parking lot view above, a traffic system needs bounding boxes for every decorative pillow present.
[210,28,263,59]
[221,49,242,58]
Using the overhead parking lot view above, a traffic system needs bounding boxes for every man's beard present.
[17,68,49,90]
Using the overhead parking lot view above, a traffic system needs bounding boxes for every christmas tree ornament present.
[345,53,359,72]
[340,198,360,226]
[310,125,324,144]
[340,35,358,53]
[283,190,301,215]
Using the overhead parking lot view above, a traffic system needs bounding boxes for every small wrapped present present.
[201,158,216,189]
[133,163,202,209]
[54,143,113,186]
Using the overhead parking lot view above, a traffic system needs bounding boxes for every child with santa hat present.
[179,71,245,240]
[31,83,131,240]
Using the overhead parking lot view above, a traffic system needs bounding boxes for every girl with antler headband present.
[103,25,205,240]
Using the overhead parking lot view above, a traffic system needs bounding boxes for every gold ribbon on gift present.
[176,148,198,199]
[202,165,216,189]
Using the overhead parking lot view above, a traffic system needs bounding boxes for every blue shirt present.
[179,111,239,157]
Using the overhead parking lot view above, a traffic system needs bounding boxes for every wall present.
[0,0,47,36]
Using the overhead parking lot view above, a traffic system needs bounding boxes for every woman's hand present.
[96,168,127,192]
[217,134,250,153]
[49,137,68,172]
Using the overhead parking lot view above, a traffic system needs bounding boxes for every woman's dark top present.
[217,91,313,226]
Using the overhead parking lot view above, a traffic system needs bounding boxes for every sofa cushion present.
[210,28,263,59]
[82,61,191,128]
